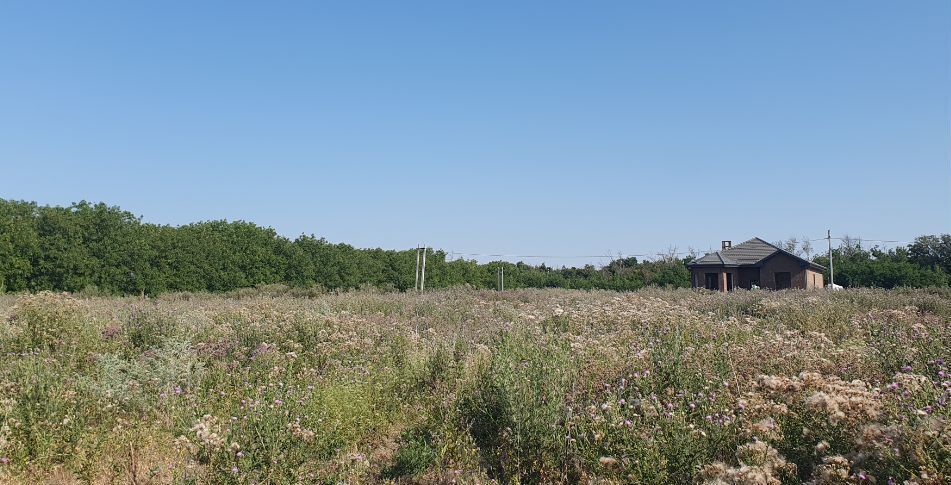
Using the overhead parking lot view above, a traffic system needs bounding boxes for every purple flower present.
[174,386,183,395]
[231,466,239,474]
[0,457,9,465]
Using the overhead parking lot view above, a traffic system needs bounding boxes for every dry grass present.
[0,287,947,483]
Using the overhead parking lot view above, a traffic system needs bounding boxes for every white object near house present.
[826,283,843,290]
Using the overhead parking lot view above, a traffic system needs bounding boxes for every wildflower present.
[189,415,225,451]
[700,440,795,484]
[811,455,850,483]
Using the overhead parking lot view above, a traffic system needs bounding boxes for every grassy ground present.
[0,287,947,484]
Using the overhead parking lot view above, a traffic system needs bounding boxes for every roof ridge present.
[750,237,781,250]
[687,236,826,271]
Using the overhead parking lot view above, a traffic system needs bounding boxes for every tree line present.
[0,199,948,295]
[0,199,692,295]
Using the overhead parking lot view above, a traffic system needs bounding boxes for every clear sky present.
[1,1,949,267]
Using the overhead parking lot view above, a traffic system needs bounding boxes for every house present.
[686,238,825,291]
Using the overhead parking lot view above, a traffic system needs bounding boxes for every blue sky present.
[1,1,948,266]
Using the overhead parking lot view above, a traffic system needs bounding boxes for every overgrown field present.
[0,288,948,484]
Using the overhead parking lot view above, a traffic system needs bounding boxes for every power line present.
[807,236,915,245]
[436,235,919,264]
[449,251,689,259]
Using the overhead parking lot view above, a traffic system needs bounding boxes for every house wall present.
[759,254,809,290]
[690,268,738,291]
[805,269,824,289]
[691,258,823,291]
[737,268,760,289]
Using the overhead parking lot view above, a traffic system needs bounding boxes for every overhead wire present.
[443,235,919,263]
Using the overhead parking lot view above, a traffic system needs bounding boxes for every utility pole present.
[827,230,834,287]
[501,265,504,291]
[420,246,427,293]
[414,245,421,293]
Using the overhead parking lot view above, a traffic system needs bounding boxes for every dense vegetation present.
[0,199,692,294]
[0,288,947,483]
[1,199,948,295]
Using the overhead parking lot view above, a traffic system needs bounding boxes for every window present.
[775,272,791,290]
[704,273,718,290]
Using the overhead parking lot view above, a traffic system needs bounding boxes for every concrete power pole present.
[420,246,427,293]
[414,245,421,292]
[827,230,834,287]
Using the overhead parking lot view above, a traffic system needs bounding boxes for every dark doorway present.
[726,273,734,291]
[775,272,791,290]
[704,273,718,290]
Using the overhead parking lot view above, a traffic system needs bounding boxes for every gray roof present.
[688,237,825,271]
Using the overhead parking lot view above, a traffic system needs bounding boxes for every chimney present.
[721,240,732,250]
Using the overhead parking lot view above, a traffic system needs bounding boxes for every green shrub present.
[6,292,96,357]
[458,332,575,483]
[382,428,438,479]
